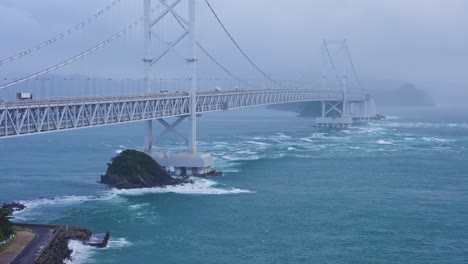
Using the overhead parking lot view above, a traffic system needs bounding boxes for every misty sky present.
[0,0,467,104]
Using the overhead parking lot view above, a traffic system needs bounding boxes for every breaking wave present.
[65,240,96,264]
[377,140,392,145]
[107,237,132,248]
[110,178,253,196]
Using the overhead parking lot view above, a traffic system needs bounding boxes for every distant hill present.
[370,84,435,107]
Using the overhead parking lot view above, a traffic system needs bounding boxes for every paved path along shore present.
[0,231,35,264]
[9,227,55,264]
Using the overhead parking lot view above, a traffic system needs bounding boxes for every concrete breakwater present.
[13,223,109,264]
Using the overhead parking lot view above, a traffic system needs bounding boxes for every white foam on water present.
[273,134,292,140]
[212,141,228,145]
[287,147,297,151]
[448,123,468,128]
[422,137,452,143]
[245,141,270,146]
[221,155,260,161]
[310,133,327,139]
[354,126,388,135]
[65,240,96,264]
[13,194,121,221]
[377,140,392,145]
[128,203,150,210]
[107,237,132,249]
[349,146,362,150]
[236,150,257,155]
[115,149,123,154]
[380,122,447,129]
[300,137,314,142]
[110,178,253,196]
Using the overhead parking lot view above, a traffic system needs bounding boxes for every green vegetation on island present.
[0,204,14,242]
[100,149,190,189]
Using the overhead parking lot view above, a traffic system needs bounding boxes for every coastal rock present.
[4,202,26,212]
[100,149,191,189]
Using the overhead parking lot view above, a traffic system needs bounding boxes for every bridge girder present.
[0,89,368,138]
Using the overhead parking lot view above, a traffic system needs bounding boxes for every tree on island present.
[100,149,190,189]
[0,204,14,242]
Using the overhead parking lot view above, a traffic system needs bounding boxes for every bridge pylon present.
[315,39,376,128]
[143,0,213,176]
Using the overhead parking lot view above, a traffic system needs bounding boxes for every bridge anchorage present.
[0,0,378,176]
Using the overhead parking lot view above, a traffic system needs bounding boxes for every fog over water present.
[0,0,467,105]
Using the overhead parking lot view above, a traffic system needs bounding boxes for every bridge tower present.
[315,39,370,128]
[145,0,213,176]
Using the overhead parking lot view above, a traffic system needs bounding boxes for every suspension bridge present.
[0,0,377,176]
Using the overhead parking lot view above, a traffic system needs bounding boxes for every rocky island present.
[100,149,191,189]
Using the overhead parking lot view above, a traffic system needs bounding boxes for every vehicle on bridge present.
[16,93,33,100]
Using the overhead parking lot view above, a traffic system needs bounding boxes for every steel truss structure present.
[0,89,368,138]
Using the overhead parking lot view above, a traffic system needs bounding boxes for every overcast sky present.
[0,0,467,101]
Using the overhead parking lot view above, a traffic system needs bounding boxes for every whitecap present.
[236,150,257,155]
[421,137,452,143]
[110,178,252,196]
[107,237,132,249]
[13,194,120,220]
[221,155,260,161]
[65,240,95,264]
[299,137,314,142]
[115,149,123,154]
[128,203,150,210]
[310,133,327,139]
[274,134,292,140]
[245,141,270,146]
[287,147,296,151]
[376,140,392,145]
[295,154,312,158]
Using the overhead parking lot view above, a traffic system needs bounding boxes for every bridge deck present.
[0,89,369,138]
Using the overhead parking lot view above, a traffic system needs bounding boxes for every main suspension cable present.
[345,44,363,89]
[203,0,284,88]
[0,0,122,66]
[0,7,155,90]
[197,42,256,89]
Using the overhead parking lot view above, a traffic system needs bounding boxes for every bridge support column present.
[143,0,153,153]
[321,101,325,117]
[150,0,213,176]
[188,0,197,154]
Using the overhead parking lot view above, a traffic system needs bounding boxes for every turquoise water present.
[1,107,468,263]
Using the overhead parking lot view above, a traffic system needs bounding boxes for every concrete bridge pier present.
[315,93,377,128]
[315,95,353,128]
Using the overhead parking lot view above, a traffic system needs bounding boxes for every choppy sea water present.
[1,107,468,263]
